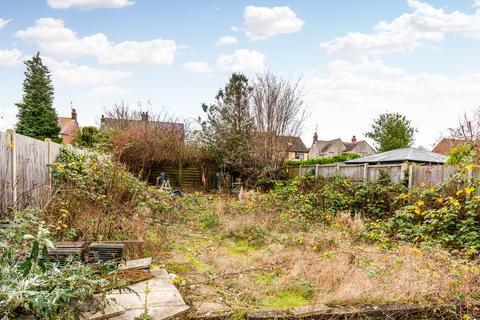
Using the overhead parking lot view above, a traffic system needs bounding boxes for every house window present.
[295,152,304,160]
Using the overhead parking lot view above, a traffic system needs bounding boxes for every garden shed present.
[345,148,447,165]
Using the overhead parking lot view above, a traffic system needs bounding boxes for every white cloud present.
[0,49,22,67]
[302,58,480,147]
[47,0,134,10]
[215,35,238,46]
[16,18,180,67]
[322,0,480,56]
[183,49,265,75]
[183,62,211,73]
[235,5,304,41]
[43,57,132,86]
[90,85,125,97]
[0,18,11,30]
[327,57,404,76]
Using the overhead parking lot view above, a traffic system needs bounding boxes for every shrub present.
[47,148,158,240]
[284,153,360,167]
[272,175,406,220]
[367,171,480,253]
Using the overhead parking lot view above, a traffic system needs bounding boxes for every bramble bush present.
[366,166,480,254]
[47,148,178,241]
[271,167,480,255]
[272,174,406,221]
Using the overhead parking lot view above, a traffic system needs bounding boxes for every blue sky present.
[1,0,480,148]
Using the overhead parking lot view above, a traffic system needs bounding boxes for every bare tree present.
[450,107,480,162]
[251,72,307,176]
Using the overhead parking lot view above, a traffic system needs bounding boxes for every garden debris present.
[88,242,124,263]
[105,268,155,288]
[47,241,86,266]
[123,257,152,270]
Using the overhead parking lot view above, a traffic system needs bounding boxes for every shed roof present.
[345,148,447,164]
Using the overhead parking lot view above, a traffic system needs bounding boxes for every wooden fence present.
[286,162,473,188]
[149,165,219,191]
[0,130,92,214]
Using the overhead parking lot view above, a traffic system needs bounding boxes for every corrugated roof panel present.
[345,148,447,164]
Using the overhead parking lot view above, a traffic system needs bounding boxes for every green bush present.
[47,148,159,240]
[366,169,480,253]
[284,153,361,167]
[272,175,406,220]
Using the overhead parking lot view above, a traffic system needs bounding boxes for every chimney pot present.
[351,135,357,143]
[71,108,77,122]
[141,111,149,122]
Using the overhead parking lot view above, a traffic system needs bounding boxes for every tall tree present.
[16,52,61,142]
[199,73,257,184]
[252,72,306,176]
[365,112,416,152]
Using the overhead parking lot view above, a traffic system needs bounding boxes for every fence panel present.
[410,165,459,188]
[339,164,364,181]
[285,162,466,188]
[367,164,404,183]
[316,164,338,178]
[14,134,52,210]
[1,130,99,214]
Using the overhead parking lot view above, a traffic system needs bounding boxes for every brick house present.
[308,132,375,159]
[57,108,80,144]
[432,138,466,156]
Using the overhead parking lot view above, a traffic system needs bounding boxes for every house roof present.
[57,117,79,136]
[313,138,368,153]
[278,135,309,152]
[345,148,447,164]
[432,138,466,156]
[100,116,185,134]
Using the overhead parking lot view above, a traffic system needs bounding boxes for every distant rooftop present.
[345,148,447,164]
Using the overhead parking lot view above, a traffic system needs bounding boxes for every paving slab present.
[107,269,189,320]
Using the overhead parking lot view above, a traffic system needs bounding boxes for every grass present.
[144,193,480,316]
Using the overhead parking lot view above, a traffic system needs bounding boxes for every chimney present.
[351,135,357,143]
[141,111,149,122]
[71,108,77,122]
[313,131,318,144]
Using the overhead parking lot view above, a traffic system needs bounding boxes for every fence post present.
[363,163,368,182]
[336,162,340,173]
[299,165,302,177]
[45,138,52,188]
[408,164,413,189]
[7,129,17,208]
[315,164,319,177]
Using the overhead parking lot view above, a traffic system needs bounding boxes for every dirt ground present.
[143,194,480,317]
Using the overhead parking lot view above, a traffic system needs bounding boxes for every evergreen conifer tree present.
[16,52,61,142]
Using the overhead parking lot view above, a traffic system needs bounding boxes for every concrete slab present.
[108,269,189,320]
